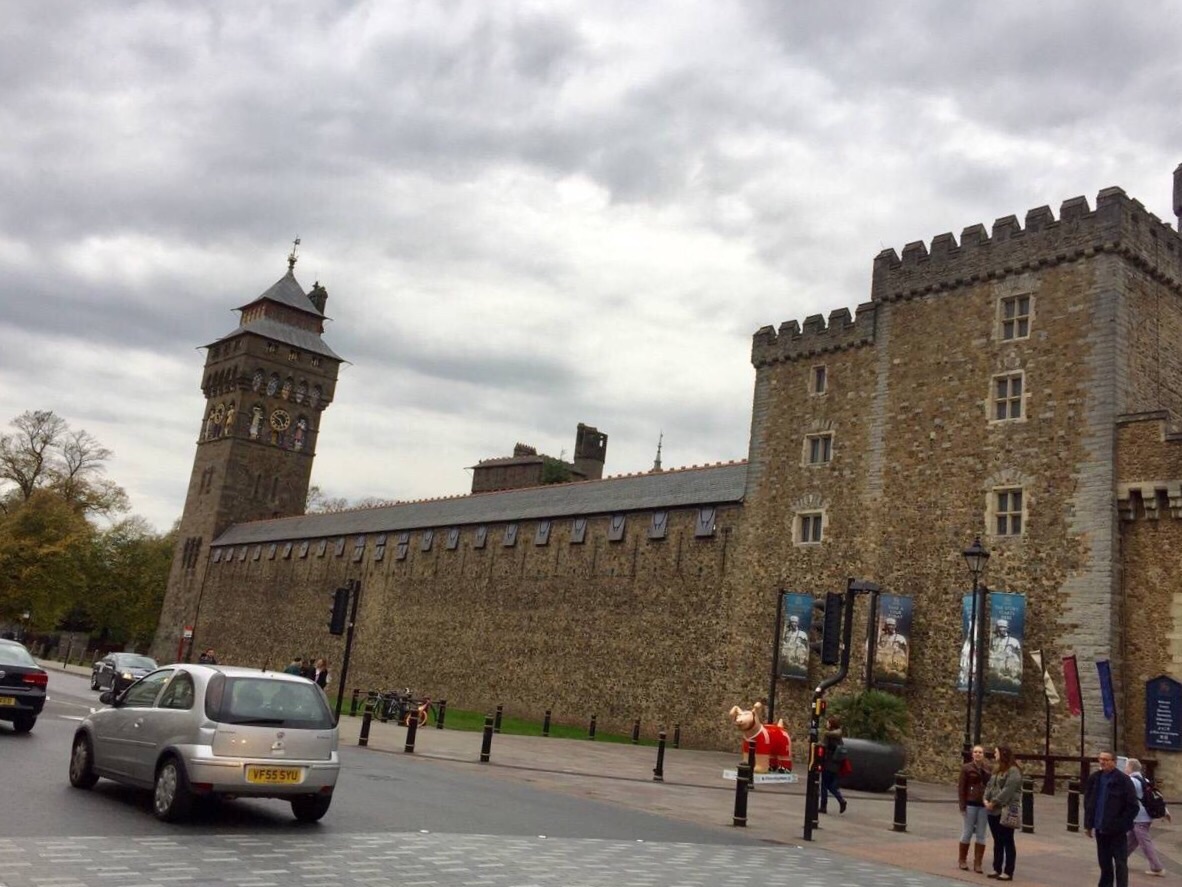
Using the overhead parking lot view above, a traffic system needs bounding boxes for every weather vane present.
[287,237,301,272]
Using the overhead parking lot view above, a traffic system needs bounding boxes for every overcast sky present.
[2,1,1180,533]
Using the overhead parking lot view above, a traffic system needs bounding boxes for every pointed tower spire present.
[652,431,664,472]
[287,237,301,272]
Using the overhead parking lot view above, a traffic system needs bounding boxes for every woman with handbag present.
[983,745,1022,880]
[958,745,992,872]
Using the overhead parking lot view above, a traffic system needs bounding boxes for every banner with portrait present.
[778,592,814,680]
[872,594,912,687]
[985,592,1025,696]
[957,594,977,692]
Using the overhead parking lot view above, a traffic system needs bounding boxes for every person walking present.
[819,715,848,815]
[1124,758,1169,877]
[983,744,1021,880]
[197,648,217,664]
[313,658,330,689]
[958,745,992,872]
[283,656,304,676]
[1084,750,1140,887]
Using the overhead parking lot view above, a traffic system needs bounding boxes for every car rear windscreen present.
[117,655,157,669]
[205,675,334,730]
[0,644,37,666]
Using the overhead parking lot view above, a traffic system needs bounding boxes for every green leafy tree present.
[0,490,94,630]
[81,517,174,648]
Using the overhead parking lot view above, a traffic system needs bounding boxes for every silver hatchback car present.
[68,665,340,822]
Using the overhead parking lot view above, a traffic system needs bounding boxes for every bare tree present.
[0,411,128,517]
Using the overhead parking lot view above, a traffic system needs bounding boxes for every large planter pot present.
[837,738,907,793]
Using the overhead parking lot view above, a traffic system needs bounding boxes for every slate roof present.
[212,461,748,547]
[239,271,325,318]
[211,318,343,361]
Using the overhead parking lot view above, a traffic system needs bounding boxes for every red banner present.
[1063,654,1082,716]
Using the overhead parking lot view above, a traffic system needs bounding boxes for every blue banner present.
[873,594,912,687]
[778,592,813,680]
[1096,660,1115,721]
[986,592,1025,696]
[1146,676,1182,751]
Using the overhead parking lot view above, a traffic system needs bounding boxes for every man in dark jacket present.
[1084,750,1140,887]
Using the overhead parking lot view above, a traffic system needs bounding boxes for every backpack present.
[830,742,849,763]
[1137,774,1167,820]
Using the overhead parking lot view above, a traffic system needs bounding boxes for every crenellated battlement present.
[872,188,1182,302]
[751,302,877,367]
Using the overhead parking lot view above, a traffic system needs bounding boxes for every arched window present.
[281,377,293,400]
[295,381,307,404]
[251,369,264,392]
[309,386,322,409]
[266,373,280,396]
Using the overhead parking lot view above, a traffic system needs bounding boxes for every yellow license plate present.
[245,766,303,785]
[0,696,15,706]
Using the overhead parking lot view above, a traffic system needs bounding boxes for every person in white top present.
[1125,758,1170,876]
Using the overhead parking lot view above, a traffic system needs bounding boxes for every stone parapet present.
[751,302,877,367]
[872,189,1182,303]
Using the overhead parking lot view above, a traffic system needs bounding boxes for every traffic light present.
[329,586,350,635]
[809,592,844,665]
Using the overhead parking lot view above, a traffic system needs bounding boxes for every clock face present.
[270,409,291,431]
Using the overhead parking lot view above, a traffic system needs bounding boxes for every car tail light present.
[23,672,48,688]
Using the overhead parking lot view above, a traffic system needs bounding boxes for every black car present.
[0,638,47,733]
[90,653,158,693]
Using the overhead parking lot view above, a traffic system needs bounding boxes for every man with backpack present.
[1125,758,1171,877]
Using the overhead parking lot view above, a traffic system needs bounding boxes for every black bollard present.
[480,714,494,763]
[1067,778,1080,832]
[350,688,360,717]
[732,761,752,827]
[404,711,419,754]
[359,703,374,748]
[673,724,681,749]
[892,773,908,832]
[542,709,552,737]
[589,714,597,741]
[746,744,757,793]
[436,699,447,729]
[631,719,641,744]
[1022,777,1034,833]
[378,694,389,724]
[653,730,667,783]
[494,703,503,734]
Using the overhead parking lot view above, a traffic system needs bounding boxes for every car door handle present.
[133,719,144,729]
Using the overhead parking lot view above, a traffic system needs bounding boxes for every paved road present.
[0,670,968,886]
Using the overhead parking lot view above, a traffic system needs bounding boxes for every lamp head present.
[962,537,990,577]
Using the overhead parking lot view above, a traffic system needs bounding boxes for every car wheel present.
[153,756,194,822]
[69,733,99,789]
[12,714,35,734]
[90,672,99,690]
[290,793,332,822]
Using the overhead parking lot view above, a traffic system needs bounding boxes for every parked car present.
[0,638,48,733]
[91,653,158,693]
[68,665,339,822]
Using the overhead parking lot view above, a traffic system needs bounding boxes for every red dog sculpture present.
[727,701,791,773]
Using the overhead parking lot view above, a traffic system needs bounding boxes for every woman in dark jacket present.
[983,745,1022,880]
[820,716,847,814]
[958,745,992,872]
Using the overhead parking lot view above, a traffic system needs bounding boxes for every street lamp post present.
[962,538,990,753]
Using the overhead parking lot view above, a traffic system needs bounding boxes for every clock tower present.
[150,245,344,661]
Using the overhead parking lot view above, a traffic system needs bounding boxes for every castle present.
[152,170,1182,783]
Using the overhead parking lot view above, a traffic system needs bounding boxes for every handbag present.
[1000,801,1021,829]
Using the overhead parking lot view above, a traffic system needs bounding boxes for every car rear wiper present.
[227,718,286,726]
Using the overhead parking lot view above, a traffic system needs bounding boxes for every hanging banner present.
[985,592,1024,695]
[778,592,813,680]
[1096,660,1115,721]
[1030,650,1060,704]
[872,594,912,687]
[1063,654,1083,716]
[957,593,977,692]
